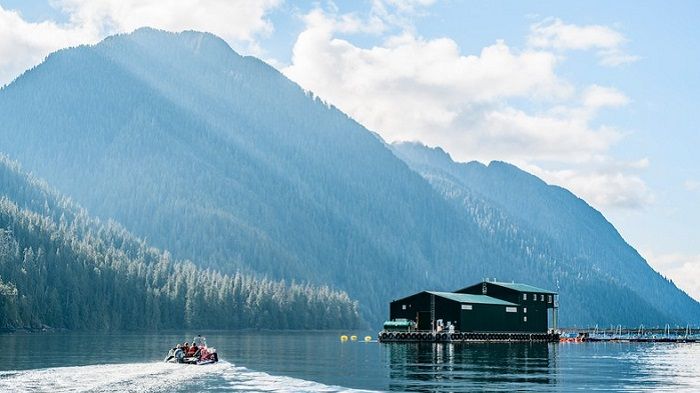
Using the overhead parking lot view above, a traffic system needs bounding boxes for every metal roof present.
[426,291,517,306]
[486,281,557,294]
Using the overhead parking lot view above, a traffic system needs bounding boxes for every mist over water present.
[1,331,698,392]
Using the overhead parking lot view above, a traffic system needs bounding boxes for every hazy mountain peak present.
[108,27,236,55]
[391,141,487,176]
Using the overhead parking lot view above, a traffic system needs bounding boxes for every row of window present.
[522,293,553,303]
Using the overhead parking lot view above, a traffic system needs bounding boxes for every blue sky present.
[1,0,698,298]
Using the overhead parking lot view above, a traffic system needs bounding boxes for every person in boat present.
[173,344,185,363]
[186,342,198,357]
[193,343,201,358]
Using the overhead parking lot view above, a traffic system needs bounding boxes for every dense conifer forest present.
[0,156,361,330]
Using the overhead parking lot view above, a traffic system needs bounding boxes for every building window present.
[402,304,406,310]
[506,307,517,313]
[461,304,473,310]
[523,316,527,322]
[522,293,527,300]
[548,295,553,303]
[540,294,544,301]
[523,307,527,314]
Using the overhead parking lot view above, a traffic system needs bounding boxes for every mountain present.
[0,155,361,330]
[391,141,700,326]
[0,27,696,327]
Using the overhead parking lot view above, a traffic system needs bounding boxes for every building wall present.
[460,303,521,332]
[457,282,553,332]
[390,291,550,332]
[390,292,462,330]
[390,292,430,322]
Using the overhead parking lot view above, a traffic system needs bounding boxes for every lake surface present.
[0,331,698,392]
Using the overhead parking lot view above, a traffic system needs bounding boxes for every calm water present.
[0,331,698,392]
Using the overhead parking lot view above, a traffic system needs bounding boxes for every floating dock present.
[378,331,559,343]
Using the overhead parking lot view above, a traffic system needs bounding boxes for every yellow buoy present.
[350,335,358,341]
[364,336,372,342]
[340,335,349,341]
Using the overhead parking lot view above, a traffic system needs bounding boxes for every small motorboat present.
[165,335,219,365]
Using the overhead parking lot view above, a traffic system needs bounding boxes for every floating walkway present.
[378,331,559,343]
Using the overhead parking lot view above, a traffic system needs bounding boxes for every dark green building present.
[389,281,558,333]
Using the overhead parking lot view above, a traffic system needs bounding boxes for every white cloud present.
[284,10,573,148]
[369,0,435,32]
[376,0,437,13]
[641,250,700,302]
[528,18,625,51]
[525,161,654,210]
[283,9,650,211]
[0,6,99,86]
[582,85,630,108]
[684,180,700,192]
[56,0,281,44]
[0,1,281,86]
[528,18,639,66]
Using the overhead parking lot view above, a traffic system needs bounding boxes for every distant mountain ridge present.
[0,27,697,327]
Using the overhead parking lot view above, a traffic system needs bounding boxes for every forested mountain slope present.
[0,28,696,327]
[0,28,499,324]
[0,155,361,330]
[391,142,700,326]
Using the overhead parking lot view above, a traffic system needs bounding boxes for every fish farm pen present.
[559,325,700,343]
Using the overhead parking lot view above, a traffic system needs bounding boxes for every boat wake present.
[0,361,376,393]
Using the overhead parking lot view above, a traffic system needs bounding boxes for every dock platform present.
[378,331,559,343]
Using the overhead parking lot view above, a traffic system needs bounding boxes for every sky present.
[0,0,698,300]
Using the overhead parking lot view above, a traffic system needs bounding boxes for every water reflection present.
[385,342,556,392]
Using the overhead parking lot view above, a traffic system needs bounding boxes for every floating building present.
[380,280,559,342]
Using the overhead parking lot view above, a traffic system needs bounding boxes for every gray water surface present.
[0,331,698,392]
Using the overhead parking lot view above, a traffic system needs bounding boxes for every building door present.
[417,311,432,331]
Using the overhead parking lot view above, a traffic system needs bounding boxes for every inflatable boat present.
[164,335,219,365]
